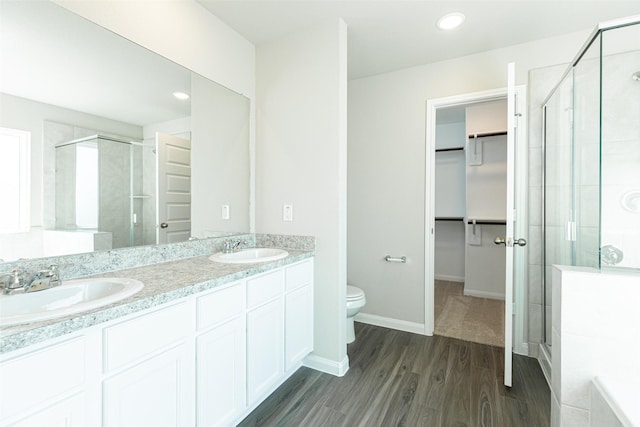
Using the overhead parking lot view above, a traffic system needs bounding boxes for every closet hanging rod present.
[435,147,464,152]
[467,131,508,139]
[435,217,464,221]
[466,219,507,225]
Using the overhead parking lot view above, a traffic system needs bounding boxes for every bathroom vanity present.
[0,245,314,426]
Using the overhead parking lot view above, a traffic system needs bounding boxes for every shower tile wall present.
[527,63,567,356]
[99,139,131,249]
[44,121,150,250]
[54,143,77,229]
[43,121,96,229]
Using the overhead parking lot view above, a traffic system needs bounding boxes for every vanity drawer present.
[197,282,245,331]
[0,337,86,421]
[285,259,314,292]
[103,302,190,372]
[247,270,283,309]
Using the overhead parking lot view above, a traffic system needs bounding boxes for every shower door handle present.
[160,222,169,229]
[494,237,506,245]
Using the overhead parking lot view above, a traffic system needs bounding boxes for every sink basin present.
[0,277,144,327]
[209,248,289,264]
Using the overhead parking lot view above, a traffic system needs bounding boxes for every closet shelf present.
[435,147,464,153]
[467,131,507,139]
[435,217,464,221]
[466,219,507,225]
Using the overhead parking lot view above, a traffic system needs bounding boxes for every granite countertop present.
[0,249,313,355]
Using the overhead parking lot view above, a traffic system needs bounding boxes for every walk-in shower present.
[541,16,640,354]
[55,134,156,249]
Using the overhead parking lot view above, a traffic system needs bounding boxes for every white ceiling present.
[198,0,640,80]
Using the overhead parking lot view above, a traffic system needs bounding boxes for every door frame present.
[424,87,528,356]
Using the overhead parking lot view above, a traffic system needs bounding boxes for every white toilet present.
[346,285,366,344]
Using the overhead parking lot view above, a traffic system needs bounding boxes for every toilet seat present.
[347,285,364,301]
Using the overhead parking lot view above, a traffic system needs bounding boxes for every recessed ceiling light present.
[173,91,190,100]
[437,12,466,30]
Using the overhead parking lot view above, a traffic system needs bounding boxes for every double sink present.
[0,247,288,327]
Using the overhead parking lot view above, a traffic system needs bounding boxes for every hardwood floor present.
[238,323,550,427]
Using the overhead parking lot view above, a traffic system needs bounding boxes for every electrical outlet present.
[222,204,230,220]
[283,204,293,222]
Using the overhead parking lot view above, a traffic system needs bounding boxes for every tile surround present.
[550,266,640,426]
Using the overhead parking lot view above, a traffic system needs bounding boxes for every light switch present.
[283,204,293,222]
[222,204,230,220]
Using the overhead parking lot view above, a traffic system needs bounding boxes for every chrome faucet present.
[222,240,246,254]
[0,270,23,295]
[0,265,62,295]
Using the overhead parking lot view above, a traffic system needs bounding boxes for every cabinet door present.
[103,343,192,427]
[285,284,314,371]
[0,337,87,425]
[246,297,284,405]
[7,393,86,427]
[197,317,246,427]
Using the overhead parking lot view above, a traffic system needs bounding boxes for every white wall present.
[348,30,590,327]
[256,20,348,374]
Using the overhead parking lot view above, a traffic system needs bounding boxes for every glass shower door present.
[543,72,575,349]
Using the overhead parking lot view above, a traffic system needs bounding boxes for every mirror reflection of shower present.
[55,134,156,250]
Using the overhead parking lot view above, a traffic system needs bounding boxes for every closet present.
[434,100,507,300]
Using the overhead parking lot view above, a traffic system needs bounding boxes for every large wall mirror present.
[0,1,250,262]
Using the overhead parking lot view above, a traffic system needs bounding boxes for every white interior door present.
[156,132,191,244]
[503,62,528,387]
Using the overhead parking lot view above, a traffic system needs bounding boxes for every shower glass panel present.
[542,18,640,352]
[600,23,640,269]
[543,72,575,348]
[572,33,601,268]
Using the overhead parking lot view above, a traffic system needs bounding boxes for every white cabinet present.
[285,285,313,371]
[7,393,86,427]
[246,296,284,404]
[0,256,315,427]
[246,269,285,405]
[102,302,194,427]
[103,343,192,427]
[196,284,246,426]
[0,337,89,426]
[284,260,314,372]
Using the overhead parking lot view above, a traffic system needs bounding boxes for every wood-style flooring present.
[238,323,550,427]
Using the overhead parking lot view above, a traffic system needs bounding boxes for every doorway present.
[425,87,528,356]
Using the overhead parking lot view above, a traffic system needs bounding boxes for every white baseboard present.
[463,289,505,300]
[303,353,349,377]
[538,343,552,389]
[527,342,540,358]
[434,274,465,282]
[355,312,426,335]
[515,342,529,356]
